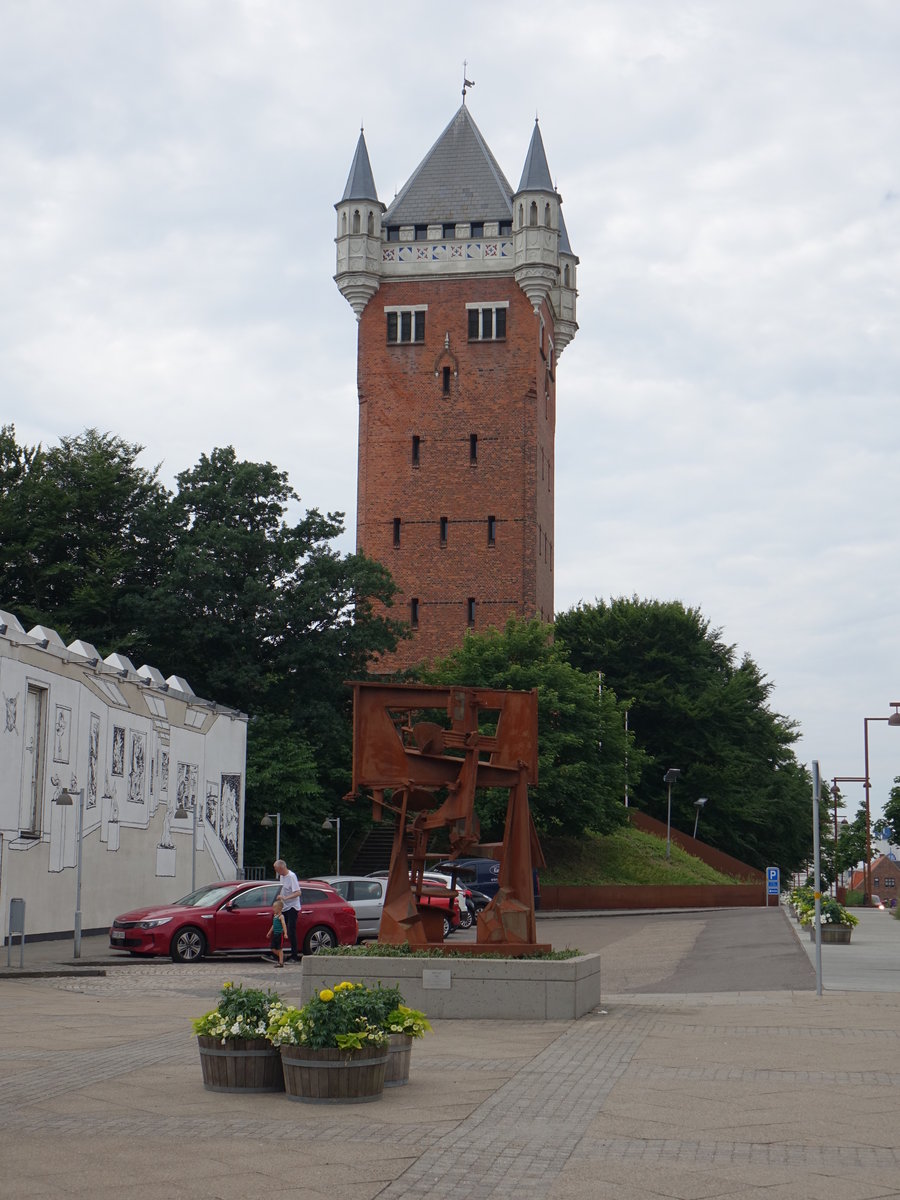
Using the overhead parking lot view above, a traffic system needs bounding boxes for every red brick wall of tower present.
[356,275,556,671]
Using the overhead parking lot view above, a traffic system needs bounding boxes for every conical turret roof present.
[384,105,514,226]
[341,130,380,204]
[517,119,554,193]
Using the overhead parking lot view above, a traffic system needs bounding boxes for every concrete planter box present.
[300,953,601,1020]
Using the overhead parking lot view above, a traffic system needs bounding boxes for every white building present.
[0,607,247,942]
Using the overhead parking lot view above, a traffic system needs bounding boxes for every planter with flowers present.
[192,982,284,1092]
[384,1004,432,1087]
[267,981,402,1103]
[797,896,858,943]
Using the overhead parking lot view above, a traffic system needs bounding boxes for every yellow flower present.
[223,981,233,989]
[319,988,335,1002]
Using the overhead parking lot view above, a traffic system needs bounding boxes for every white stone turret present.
[334,129,384,318]
[513,120,561,314]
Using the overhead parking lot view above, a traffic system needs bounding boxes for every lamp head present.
[56,789,74,806]
[663,768,681,784]
[888,702,900,727]
[322,818,333,831]
[174,804,188,819]
[260,814,273,829]
[694,797,708,809]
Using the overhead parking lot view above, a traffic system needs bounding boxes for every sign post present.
[766,866,780,906]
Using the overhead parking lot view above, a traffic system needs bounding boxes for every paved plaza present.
[2,906,899,1199]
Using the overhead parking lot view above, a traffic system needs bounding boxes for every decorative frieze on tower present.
[335,103,578,670]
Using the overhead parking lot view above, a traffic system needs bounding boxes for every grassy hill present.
[541,825,741,887]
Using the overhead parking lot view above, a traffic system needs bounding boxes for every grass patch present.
[541,825,745,887]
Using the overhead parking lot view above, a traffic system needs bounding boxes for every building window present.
[393,517,401,547]
[487,515,496,546]
[471,222,484,238]
[499,220,512,236]
[367,211,375,235]
[467,597,476,626]
[467,303,507,341]
[440,516,448,545]
[385,307,426,344]
[411,435,420,467]
[414,224,428,241]
[386,226,400,242]
[529,201,538,227]
[469,434,478,464]
[885,876,896,887]
[442,366,451,394]
[353,209,361,233]
[410,598,419,628]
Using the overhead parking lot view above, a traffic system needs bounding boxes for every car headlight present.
[137,918,172,929]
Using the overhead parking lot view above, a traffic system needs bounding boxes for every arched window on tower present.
[367,210,374,235]
[341,212,347,235]
[563,263,571,287]
[518,203,524,228]
[353,210,361,233]
[529,201,538,227]
[544,202,551,226]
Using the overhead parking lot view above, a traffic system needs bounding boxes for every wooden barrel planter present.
[808,925,852,944]
[280,1043,387,1104]
[384,1033,414,1087]
[197,1037,285,1093]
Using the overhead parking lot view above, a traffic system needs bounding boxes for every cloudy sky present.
[3,2,900,823]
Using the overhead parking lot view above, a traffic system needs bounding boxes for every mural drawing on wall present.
[160,750,169,793]
[111,725,125,775]
[53,704,71,763]
[4,692,17,732]
[206,780,218,829]
[87,713,100,809]
[176,761,198,813]
[128,730,146,804]
[220,773,240,863]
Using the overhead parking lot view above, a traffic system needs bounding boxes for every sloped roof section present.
[384,105,514,226]
[341,130,380,203]
[517,119,554,192]
[559,208,575,256]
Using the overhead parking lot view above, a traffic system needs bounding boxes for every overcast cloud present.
[3,1,899,822]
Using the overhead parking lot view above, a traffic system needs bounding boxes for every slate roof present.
[384,105,514,227]
[341,130,380,204]
[517,120,554,192]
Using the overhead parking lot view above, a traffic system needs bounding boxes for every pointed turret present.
[335,129,385,318]
[513,119,561,315]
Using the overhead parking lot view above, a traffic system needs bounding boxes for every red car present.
[109,879,358,962]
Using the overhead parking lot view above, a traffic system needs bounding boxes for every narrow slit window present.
[410,598,419,628]
[487,515,496,546]
[467,597,476,627]
[442,366,451,394]
[411,435,420,466]
[393,517,401,547]
[469,434,478,464]
[440,516,448,545]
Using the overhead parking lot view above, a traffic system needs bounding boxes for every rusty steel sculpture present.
[344,682,549,955]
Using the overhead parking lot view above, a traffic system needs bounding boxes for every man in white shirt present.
[274,859,302,961]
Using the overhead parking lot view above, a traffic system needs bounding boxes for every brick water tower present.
[335,96,578,670]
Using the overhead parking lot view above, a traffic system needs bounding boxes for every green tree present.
[877,777,900,845]
[555,597,812,873]
[0,425,170,648]
[422,617,641,838]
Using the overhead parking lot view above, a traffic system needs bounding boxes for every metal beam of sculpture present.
[344,682,549,955]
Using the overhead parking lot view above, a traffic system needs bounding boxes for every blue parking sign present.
[766,867,780,895]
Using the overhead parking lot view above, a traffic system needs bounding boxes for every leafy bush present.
[267,981,402,1051]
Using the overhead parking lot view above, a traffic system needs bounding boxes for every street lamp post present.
[260,811,282,862]
[692,797,708,839]
[54,788,84,959]
[322,816,341,874]
[862,703,900,903]
[663,768,681,860]
[174,799,198,892]
[829,776,865,896]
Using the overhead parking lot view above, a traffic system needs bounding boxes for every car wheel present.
[171,926,206,962]
[442,916,451,939]
[304,925,337,954]
[458,909,473,930]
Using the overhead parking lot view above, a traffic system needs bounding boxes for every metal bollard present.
[7,898,25,967]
